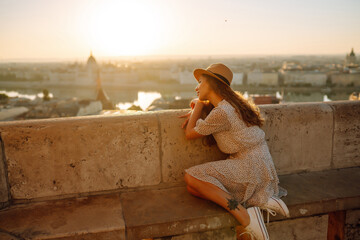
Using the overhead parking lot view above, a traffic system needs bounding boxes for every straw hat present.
[193,63,233,86]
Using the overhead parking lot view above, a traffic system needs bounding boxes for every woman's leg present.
[184,173,250,227]
[186,185,207,199]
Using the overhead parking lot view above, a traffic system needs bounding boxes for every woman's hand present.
[178,101,206,139]
[178,110,192,128]
[179,100,207,129]
[190,98,199,109]
[190,98,210,109]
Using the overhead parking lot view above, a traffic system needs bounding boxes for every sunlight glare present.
[83,0,164,56]
[136,91,161,110]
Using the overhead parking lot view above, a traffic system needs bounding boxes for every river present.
[0,84,355,110]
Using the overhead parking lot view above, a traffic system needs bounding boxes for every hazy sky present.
[0,0,359,60]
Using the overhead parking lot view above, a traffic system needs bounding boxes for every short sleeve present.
[194,107,231,135]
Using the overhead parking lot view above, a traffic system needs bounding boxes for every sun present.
[81,1,164,56]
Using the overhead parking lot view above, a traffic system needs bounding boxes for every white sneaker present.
[260,196,290,224]
[239,206,269,240]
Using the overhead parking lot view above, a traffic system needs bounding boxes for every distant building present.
[247,70,278,86]
[281,62,302,71]
[281,71,327,86]
[48,52,98,86]
[331,73,360,87]
[345,48,358,68]
[232,73,244,85]
[179,69,194,84]
[159,69,178,83]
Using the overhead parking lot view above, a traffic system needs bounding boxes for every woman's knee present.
[184,173,197,187]
[184,173,192,185]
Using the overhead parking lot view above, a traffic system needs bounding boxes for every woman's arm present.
[185,101,205,139]
[179,101,205,140]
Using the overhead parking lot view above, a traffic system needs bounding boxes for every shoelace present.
[261,208,277,225]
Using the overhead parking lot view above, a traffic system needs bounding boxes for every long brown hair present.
[201,74,265,146]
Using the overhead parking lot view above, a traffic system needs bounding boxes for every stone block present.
[267,214,328,240]
[0,135,9,207]
[121,186,237,239]
[157,110,227,183]
[345,209,360,240]
[327,101,360,169]
[0,113,161,199]
[260,102,333,175]
[154,228,236,240]
[0,193,125,240]
[278,167,360,219]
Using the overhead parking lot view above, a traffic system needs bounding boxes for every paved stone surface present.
[0,113,161,200]
[328,101,360,169]
[157,110,227,183]
[267,214,328,240]
[0,232,18,240]
[345,209,360,240]
[278,167,360,220]
[260,102,333,174]
[0,135,9,208]
[0,193,125,240]
[155,228,237,240]
[121,186,237,239]
[121,167,360,239]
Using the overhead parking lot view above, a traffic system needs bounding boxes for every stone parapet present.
[0,101,359,202]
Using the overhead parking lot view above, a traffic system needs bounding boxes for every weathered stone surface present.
[0,193,125,240]
[156,228,236,240]
[121,186,237,239]
[0,232,18,240]
[267,214,328,240]
[0,101,358,202]
[327,101,360,169]
[278,167,360,219]
[345,209,360,240]
[157,110,227,183]
[0,113,161,199]
[121,167,360,239]
[0,135,9,207]
[260,102,333,175]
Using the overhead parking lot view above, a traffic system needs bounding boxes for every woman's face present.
[195,75,213,101]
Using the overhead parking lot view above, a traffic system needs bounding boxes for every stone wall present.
[0,101,359,204]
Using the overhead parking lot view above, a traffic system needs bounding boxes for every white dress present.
[185,99,287,208]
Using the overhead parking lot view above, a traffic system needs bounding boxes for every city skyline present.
[0,0,359,60]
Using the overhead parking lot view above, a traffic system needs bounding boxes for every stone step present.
[0,167,359,240]
[0,194,125,240]
[121,167,360,239]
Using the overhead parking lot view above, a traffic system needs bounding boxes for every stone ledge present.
[0,167,359,239]
[121,167,360,239]
[0,194,125,240]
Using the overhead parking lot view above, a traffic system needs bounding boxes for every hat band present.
[207,70,230,86]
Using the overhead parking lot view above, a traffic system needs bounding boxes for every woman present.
[179,63,289,240]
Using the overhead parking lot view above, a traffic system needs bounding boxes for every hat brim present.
[193,68,229,86]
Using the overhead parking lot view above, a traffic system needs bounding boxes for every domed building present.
[345,48,358,68]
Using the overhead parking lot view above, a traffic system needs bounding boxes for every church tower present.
[86,51,99,83]
[345,48,358,68]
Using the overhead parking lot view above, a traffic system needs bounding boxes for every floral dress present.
[185,99,287,208]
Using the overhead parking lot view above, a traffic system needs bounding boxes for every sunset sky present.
[0,0,359,60]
